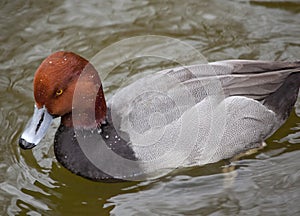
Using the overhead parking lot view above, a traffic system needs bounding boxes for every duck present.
[19,51,300,182]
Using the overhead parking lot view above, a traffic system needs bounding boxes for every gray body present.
[110,60,300,171]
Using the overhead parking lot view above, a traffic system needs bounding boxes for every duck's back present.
[108,60,300,169]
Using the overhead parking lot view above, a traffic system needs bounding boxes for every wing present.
[109,60,300,134]
[184,96,278,166]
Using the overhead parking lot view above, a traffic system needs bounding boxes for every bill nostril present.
[18,138,36,150]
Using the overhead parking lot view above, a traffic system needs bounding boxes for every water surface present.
[0,0,300,215]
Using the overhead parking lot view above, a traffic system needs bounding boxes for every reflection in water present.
[109,150,300,215]
[0,0,299,215]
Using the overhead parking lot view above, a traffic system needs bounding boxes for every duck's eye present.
[56,89,63,96]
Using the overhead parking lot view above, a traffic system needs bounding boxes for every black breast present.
[54,112,137,182]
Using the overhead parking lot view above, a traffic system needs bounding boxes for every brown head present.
[33,51,107,127]
[19,51,107,149]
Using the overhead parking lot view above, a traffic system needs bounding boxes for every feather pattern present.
[109,60,300,168]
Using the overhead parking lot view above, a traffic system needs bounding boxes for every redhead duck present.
[19,51,300,181]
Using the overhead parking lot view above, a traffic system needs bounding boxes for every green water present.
[1,0,300,215]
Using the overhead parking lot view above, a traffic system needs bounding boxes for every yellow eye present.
[56,89,63,96]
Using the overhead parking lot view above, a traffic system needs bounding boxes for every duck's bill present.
[19,105,53,149]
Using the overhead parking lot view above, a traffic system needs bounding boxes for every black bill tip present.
[19,138,36,150]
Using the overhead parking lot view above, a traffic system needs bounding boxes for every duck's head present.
[19,51,106,149]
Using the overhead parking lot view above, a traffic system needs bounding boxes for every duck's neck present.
[61,86,107,128]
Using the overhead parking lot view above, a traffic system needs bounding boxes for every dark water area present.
[0,0,300,215]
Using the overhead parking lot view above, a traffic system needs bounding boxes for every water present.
[1,0,300,215]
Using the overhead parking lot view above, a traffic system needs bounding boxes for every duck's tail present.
[263,62,300,121]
